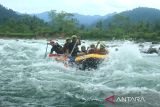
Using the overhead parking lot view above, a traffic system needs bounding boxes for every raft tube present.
[48,54,63,57]
[75,54,107,62]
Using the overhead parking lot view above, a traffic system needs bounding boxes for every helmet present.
[90,44,95,48]
[71,35,77,39]
[50,40,55,45]
[66,38,71,41]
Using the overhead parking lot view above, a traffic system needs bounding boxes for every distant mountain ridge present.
[72,13,115,25]
[34,7,160,27]
[103,7,160,28]
[1,4,160,28]
[120,7,160,23]
[33,11,116,25]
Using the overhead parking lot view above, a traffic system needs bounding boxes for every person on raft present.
[48,40,64,54]
[97,44,109,55]
[67,35,81,57]
[81,46,87,54]
[88,44,97,54]
[78,46,87,56]
[63,38,71,54]
[48,35,81,62]
[87,42,108,55]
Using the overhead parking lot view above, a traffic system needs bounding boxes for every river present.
[0,39,160,107]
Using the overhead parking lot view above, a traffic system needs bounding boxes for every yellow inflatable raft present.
[75,54,107,62]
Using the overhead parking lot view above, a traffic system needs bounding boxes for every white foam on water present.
[0,39,160,106]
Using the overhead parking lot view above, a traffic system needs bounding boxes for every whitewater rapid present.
[0,39,160,107]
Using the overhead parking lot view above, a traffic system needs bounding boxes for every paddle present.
[96,41,100,49]
[64,38,80,67]
[70,39,79,57]
[44,43,49,58]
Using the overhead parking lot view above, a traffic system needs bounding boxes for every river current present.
[0,39,160,107]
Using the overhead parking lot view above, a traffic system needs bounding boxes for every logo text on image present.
[105,95,145,104]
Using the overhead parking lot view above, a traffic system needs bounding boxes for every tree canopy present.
[0,4,160,41]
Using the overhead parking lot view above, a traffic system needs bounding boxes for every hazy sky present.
[0,0,160,15]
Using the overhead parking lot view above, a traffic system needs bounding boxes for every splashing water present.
[0,39,160,107]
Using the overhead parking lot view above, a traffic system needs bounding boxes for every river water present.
[0,39,160,107]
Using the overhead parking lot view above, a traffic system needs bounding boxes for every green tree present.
[49,11,78,34]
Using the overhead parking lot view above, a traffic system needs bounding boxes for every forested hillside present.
[0,4,20,24]
[99,7,160,41]
[34,12,114,26]
[0,4,50,38]
[0,4,160,41]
